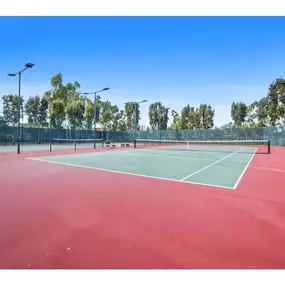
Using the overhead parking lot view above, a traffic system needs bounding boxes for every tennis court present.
[28,139,270,189]
[1,137,285,269]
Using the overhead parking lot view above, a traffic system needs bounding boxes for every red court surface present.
[0,146,285,269]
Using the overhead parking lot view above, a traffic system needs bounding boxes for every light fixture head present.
[25,63,35,68]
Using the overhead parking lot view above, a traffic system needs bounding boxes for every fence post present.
[74,128,77,150]
[4,126,7,146]
[21,125,24,145]
[49,126,52,152]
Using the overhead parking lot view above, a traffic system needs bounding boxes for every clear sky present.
[1,16,285,127]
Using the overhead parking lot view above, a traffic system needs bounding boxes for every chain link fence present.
[0,126,284,146]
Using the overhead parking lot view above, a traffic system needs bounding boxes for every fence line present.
[0,126,284,146]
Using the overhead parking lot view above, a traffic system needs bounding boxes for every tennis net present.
[52,138,104,149]
[134,139,271,154]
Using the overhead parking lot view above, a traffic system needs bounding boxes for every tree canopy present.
[223,77,285,129]
[1,73,285,131]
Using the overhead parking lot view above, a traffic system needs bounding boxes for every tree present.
[84,99,94,130]
[0,115,6,127]
[256,97,268,127]
[148,102,160,130]
[51,72,63,89]
[148,102,169,130]
[39,96,49,127]
[180,105,190,129]
[231,102,247,127]
[82,94,103,130]
[125,102,140,130]
[198,104,214,129]
[100,100,113,130]
[180,105,202,130]
[47,73,82,128]
[189,107,197,129]
[116,110,127,131]
[109,107,127,131]
[2,94,24,127]
[267,82,279,126]
[231,102,237,125]
[25,96,41,126]
[275,77,285,125]
[94,95,102,123]
[220,122,235,129]
[199,104,208,129]
[25,95,48,127]
[244,101,257,127]
[193,107,201,129]
[159,105,170,130]
[206,105,215,129]
[169,110,183,130]
[65,98,85,129]
[50,99,65,128]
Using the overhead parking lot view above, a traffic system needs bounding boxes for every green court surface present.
[29,145,257,189]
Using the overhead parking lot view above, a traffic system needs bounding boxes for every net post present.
[134,139,137,149]
[268,140,271,154]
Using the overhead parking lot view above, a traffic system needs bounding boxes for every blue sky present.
[1,16,285,126]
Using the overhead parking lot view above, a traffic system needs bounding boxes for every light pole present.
[8,63,35,154]
[83,87,110,149]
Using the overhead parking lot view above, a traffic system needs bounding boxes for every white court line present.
[232,148,257,190]
[27,157,234,190]
[180,147,246,181]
